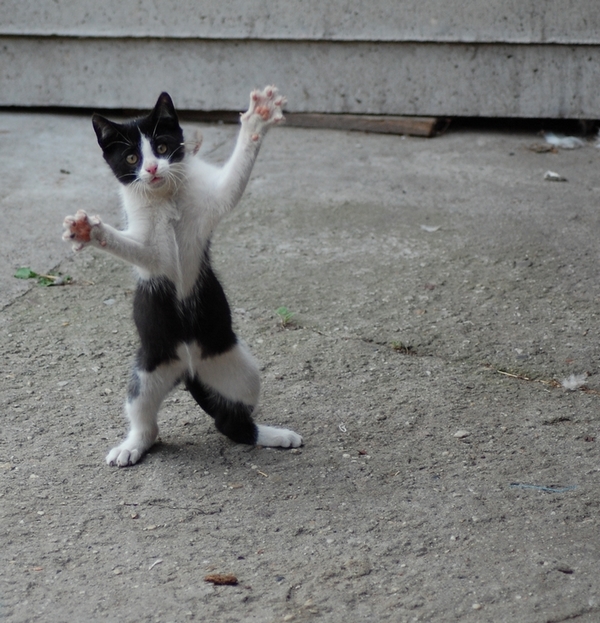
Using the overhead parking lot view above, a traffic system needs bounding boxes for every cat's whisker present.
[151,117,162,140]
[130,177,152,198]
[106,139,134,149]
[168,166,188,184]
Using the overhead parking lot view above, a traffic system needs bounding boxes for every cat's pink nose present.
[145,162,158,175]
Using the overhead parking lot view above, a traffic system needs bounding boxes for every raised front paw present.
[241,86,287,138]
[63,209,102,251]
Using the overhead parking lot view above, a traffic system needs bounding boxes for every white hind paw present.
[256,424,303,448]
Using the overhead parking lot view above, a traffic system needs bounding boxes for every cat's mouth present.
[149,175,165,186]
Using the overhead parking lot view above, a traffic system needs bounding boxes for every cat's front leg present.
[240,86,287,140]
[62,209,105,252]
[63,210,161,272]
[209,86,286,215]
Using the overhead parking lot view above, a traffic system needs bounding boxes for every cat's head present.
[92,92,185,192]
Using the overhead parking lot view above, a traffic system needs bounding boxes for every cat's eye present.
[126,154,138,165]
[156,144,168,155]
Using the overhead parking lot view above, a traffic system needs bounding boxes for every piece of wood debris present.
[284,113,448,137]
[179,111,448,137]
[527,143,557,153]
[204,573,239,586]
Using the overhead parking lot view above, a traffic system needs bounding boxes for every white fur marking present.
[189,342,260,406]
[256,425,303,448]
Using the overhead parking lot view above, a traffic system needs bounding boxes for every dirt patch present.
[1,124,600,622]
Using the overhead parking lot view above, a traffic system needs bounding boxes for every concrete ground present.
[1,111,599,623]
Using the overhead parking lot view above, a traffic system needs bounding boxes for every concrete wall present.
[1,0,598,117]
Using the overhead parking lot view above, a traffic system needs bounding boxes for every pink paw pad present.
[244,86,287,126]
[255,105,271,120]
[70,217,92,242]
[63,210,101,248]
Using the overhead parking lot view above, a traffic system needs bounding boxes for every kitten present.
[63,87,302,467]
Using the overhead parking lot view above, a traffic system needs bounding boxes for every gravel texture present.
[1,114,599,622]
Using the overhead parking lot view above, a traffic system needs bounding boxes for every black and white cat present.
[63,86,302,467]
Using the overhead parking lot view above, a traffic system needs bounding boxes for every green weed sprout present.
[275,306,296,327]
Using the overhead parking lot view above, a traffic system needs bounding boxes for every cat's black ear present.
[152,92,179,122]
[92,114,119,147]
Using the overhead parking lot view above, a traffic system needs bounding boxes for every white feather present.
[561,373,587,391]
[543,132,586,150]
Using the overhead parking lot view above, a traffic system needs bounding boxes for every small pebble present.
[556,564,574,574]
[544,170,567,182]
[454,430,470,438]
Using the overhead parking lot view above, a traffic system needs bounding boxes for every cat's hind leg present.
[185,377,258,445]
[187,342,302,448]
[106,357,185,466]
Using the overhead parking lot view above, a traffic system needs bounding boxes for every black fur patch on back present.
[92,92,184,185]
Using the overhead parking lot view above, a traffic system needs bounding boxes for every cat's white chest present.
[172,203,210,297]
[123,197,180,281]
